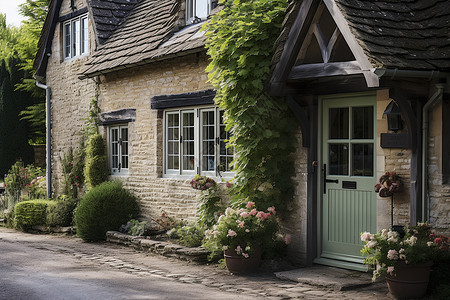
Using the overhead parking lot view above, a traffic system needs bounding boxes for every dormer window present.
[186,0,213,24]
[63,14,88,59]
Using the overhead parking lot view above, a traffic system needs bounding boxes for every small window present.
[63,14,88,59]
[164,107,234,178]
[109,125,129,175]
[186,0,211,24]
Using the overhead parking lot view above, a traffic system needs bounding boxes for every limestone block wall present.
[46,0,98,194]
[428,103,449,235]
[375,90,412,230]
[282,129,308,265]
[97,53,211,222]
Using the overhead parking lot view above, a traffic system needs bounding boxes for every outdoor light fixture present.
[383,100,403,133]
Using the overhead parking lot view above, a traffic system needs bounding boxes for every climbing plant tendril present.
[204,0,297,214]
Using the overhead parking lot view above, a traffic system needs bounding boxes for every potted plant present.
[361,223,449,299]
[204,201,279,274]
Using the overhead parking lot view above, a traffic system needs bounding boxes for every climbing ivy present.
[204,0,297,213]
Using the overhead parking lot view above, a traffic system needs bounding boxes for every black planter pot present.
[392,225,405,238]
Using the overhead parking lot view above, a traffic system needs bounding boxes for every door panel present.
[318,95,377,269]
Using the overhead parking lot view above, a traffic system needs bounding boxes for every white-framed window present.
[186,0,211,24]
[109,125,129,175]
[164,106,234,178]
[63,14,89,59]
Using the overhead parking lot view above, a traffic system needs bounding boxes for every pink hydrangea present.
[360,232,373,242]
[284,234,292,245]
[249,208,257,216]
[227,229,237,237]
[242,253,249,258]
[387,249,398,260]
[267,206,276,215]
[246,201,255,209]
[387,266,395,275]
[240,212,249,218]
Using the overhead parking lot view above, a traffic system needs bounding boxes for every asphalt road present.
[0,228,258,300]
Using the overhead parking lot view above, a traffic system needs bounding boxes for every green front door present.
[316,94,377,271]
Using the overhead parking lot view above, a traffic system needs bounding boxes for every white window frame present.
[163,106,234,179]
[186,0,211,24]
[63,14,89,60]
[109,125,129,176]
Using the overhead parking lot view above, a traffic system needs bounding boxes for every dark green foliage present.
[46,196,79,227]
[196,187,225,228]
[203,0,297,213]
[61,148,85,198]
[119,219,150,236]
[75,181,140,242]
[0,59,34,176]
[84,133,108,189]
[14,199,53,231]
[176,224,204,247]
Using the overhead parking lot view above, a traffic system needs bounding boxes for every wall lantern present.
[383,100,403,133]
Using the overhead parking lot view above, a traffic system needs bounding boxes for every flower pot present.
[224,246,261,274]
[386,261,433,299]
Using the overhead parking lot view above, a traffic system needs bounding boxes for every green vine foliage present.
[204,0,297,213]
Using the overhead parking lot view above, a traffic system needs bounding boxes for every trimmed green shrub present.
[176,224,204,247]
[75,181,139,242]
[14,199,54,231]
[84,133,108,189]
[46,197,79,227]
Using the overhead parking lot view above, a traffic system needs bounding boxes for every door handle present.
[323,164,339,194]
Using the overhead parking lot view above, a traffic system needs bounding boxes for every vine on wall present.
[204,0,297,213]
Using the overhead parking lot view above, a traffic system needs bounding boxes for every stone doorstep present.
[106,231,209,263]
[274,266,373,291]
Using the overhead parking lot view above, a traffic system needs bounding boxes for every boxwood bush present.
[46,197,79,227]
[14,199,53,231]
[75,181,139,242]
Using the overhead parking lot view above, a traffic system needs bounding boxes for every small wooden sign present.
[380,133,411,149]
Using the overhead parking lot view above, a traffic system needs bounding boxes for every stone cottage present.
[35,0,449,270]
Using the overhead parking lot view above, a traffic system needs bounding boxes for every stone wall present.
[282,130,308,265]
[97,53,211,222]
[47,0,98,194]
[428,102,449,235]
[375,90,412,230]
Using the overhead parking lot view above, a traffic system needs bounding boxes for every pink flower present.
[387,266,395,275]
[237,221,245,228]
[387,249,398,260]
[249,208,257,216]
[240,212,249,218]
[284,234,292,245]
[235,245,242,254]
[227,229,237,237]
[242,253,249,258]
[267,206,276,215]
[246,201,255,209]
[226,182,231,188]
[245,229,250,233]
[361,232,373,242]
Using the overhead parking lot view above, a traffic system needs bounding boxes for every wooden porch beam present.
[288,61,362,80]
[286,95,311,148]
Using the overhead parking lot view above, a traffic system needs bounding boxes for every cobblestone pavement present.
[0,227,393,299]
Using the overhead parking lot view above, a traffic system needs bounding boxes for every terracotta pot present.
[224,246,261,274]
[386,261,433,299]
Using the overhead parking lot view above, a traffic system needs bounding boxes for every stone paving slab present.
[275,266,373,291]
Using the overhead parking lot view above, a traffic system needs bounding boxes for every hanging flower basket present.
[374,171,402,197]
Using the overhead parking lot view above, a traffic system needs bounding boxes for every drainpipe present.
[35,81,52,198]
[422,84,445,222]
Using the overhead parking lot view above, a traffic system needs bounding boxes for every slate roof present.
[335,0,450,70]
[80,0,206,78]
[90,0,140,45]
[272,0,450,77]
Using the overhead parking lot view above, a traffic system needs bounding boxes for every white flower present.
[405,236,418,246]
[427,242,434,247]
[225,207,234,216]
[388,231,398,238]
[387,266,395,275]
[387,237,398,243]
[381,229,388,238]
